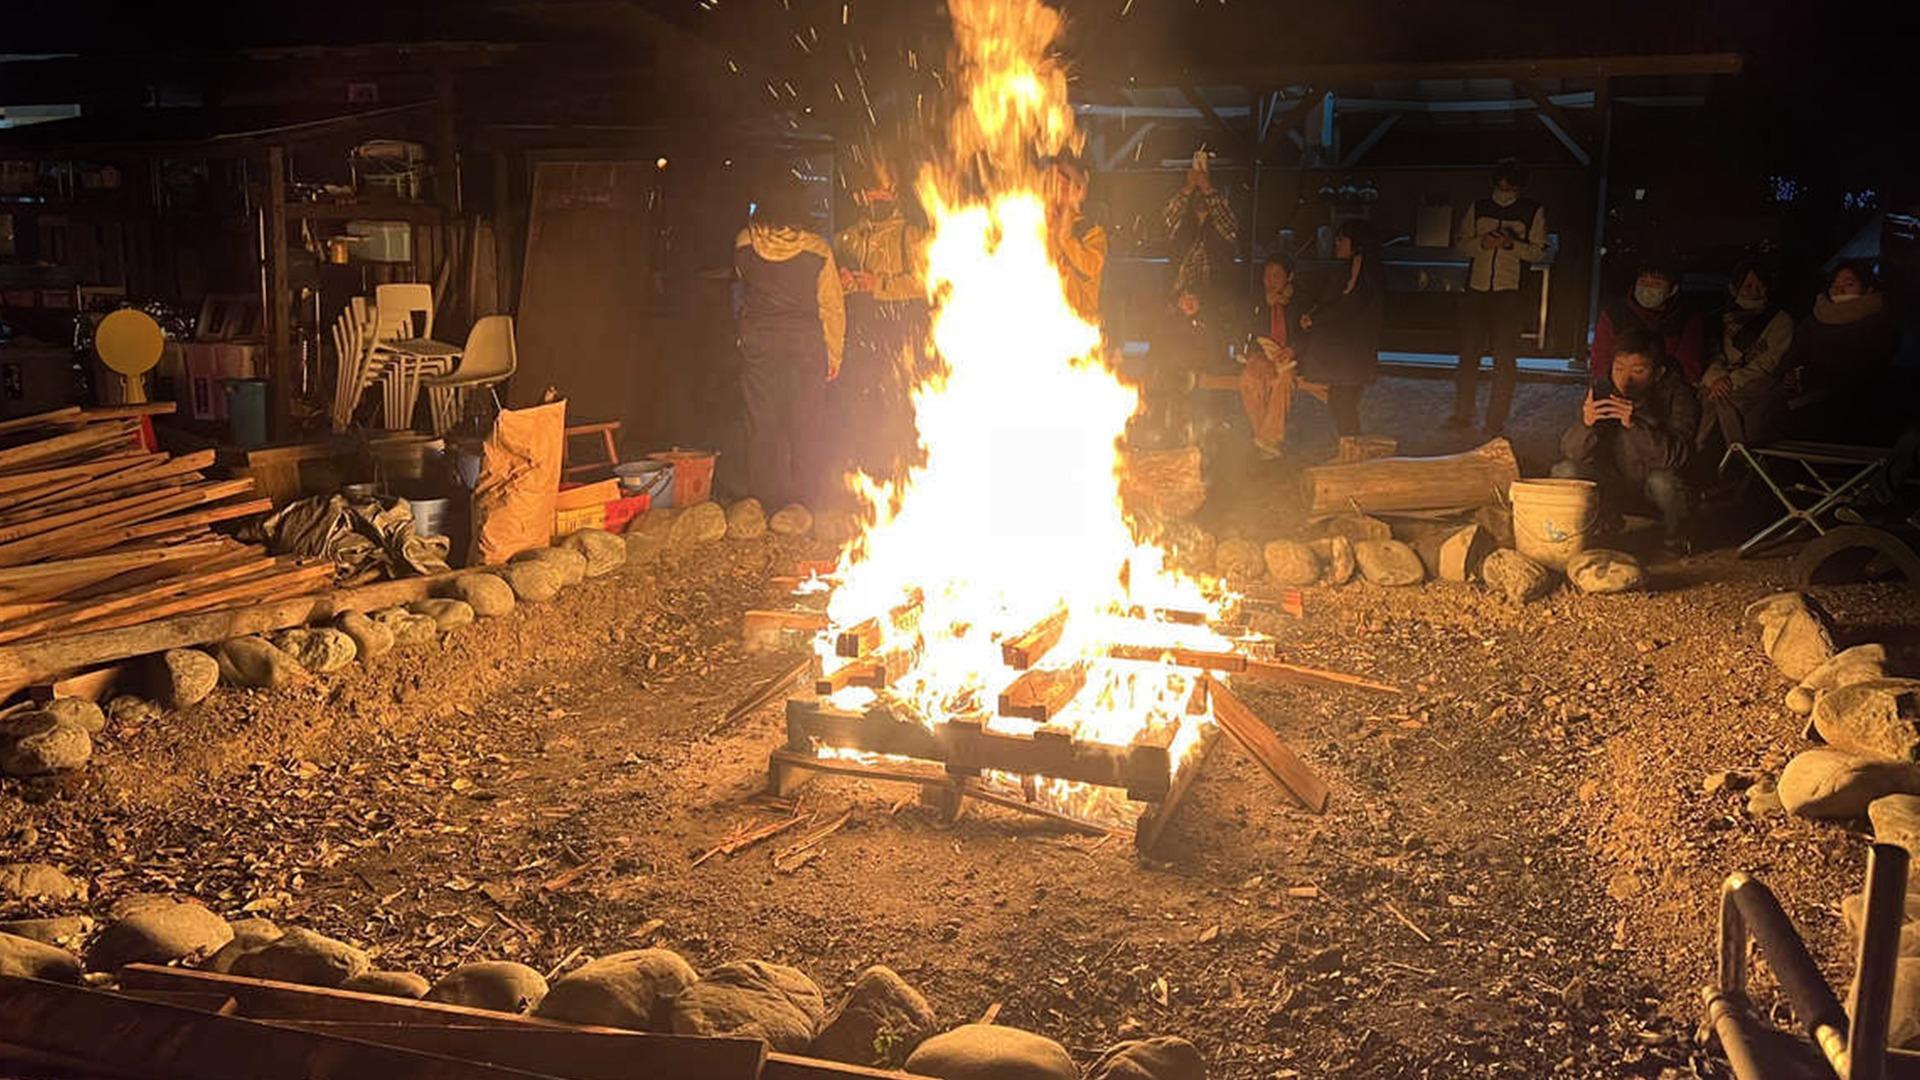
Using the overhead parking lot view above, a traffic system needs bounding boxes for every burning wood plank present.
[835,592,923,657]
[1108,643,1248,672]
[1240,658,1401,696]
[1000,608,1067,669]
[1205,675,1330,813]
[996,663,1087,722]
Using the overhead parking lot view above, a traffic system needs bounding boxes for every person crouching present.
[1552,325,1700,553]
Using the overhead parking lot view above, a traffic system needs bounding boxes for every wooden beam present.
[1000,608,1067,670]
[1255,88,1321,162]
[1123,52,1743,90]
[1177,84,1252,159]
[1099,120,1158,171]
[1340,113,1401,168]
[1241,658,1401,696]
[996,663,1087,723]
[1205,675,1330,814]
[1516,80,1592,165]
[266,144,292,442]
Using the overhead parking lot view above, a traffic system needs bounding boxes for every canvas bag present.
[471,399,566,564]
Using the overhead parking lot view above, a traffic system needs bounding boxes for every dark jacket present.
[1783,293,1898,395]
[1592,296,1705,385]
[1594,365,1700,475]
[1301,255,1383,387]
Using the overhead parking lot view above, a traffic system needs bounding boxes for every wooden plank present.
[0,452,166,513]
[1240,658,1401,696]
[996,663,1087,722]
[0,539,229,593]
[834,617,880,658]
[1000,608,1067,669]
[1134,723,1219,855]
[1108,644,1248,672]
[66,562,336,635]
[0,570,459,699]
[39,497,275,564]
[0,552,280,644]
[265,1022,764,1080]
[0,421,138,473]
[0,406,83,436]
[33,663,124,703]
[0,974,564,1080]
[16,450,216,512]
[0,451,150,497]
[0,473,198,530]
[73,402,177,421]
[1205,675,1330,813]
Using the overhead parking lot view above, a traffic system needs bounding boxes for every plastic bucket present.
[650,449,718,507]
[614,460,676,507]
[403,496,451,538]
[224,378,268,447]
[1509,478,1599,569]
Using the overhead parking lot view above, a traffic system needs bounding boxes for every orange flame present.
[817,0,1224,820]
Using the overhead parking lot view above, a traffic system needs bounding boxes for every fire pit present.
[745,0,1390,848]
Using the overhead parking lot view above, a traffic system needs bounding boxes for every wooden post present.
[434,64,462,215]
[265,145,291,441]
[1583,77,1614,353]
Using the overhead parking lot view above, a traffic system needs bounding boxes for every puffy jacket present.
[1301,255,1384,387]
[1592,295,1705,386]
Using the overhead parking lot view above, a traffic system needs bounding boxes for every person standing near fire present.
[735,172,845,508]
[1449,159,1548,437]
[1239,254,1305,458]
[1045,152,1106,322]
[1163,149,1238,299]
[834,158,928,481]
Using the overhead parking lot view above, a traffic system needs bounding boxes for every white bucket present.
[1509,478,1599,570]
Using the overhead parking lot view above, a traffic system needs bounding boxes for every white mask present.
[1634,284,1670,309]
[1830,292,1862,304]
[1491,189,1519,207]
[1733,295,1764,311]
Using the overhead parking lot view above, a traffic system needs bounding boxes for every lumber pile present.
[0,405,317,677]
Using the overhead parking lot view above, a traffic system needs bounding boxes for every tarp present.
[259,493,451,581]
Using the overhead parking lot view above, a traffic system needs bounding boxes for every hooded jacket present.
[735,224,846,372]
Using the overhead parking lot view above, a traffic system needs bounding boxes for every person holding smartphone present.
[1449,159,1548,436]
[1551,326,1700,553]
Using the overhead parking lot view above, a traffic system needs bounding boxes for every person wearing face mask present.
[1449,159,1548,436]
[1779,260,1900,440]
[834,158,929,481]
[1695,260,1794,452]
[1590,260,1706,387]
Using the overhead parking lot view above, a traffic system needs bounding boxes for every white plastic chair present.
[367,283,459,430]
[422,315,517,435]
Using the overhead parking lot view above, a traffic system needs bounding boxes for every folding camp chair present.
[1720,439,1892,556]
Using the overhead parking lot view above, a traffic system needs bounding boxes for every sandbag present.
[472,400,567,566]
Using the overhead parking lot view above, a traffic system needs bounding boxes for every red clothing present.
[1591,297,1706,385]
[1268,303,1289,346]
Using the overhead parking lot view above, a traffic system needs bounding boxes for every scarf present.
[1813,291,1886,326]
[1723,304,1781,356]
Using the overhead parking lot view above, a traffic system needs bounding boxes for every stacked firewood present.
[0,405,330,650]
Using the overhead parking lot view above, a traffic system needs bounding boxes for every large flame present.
[817,0,1225,819]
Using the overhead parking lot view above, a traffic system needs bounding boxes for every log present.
[1120,445,1206,521]
[0,570,461,699]
[1299,437,1518,517]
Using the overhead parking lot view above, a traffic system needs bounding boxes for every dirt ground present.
[4,375,1918,1079]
